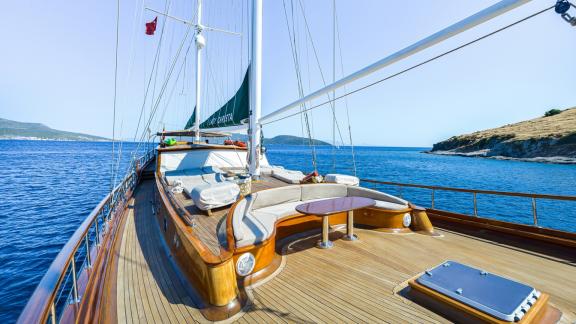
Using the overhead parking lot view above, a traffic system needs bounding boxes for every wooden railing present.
[361,179,576,228]
[17,149,155,324]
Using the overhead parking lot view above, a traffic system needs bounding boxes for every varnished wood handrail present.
[361,178,576,229]
[17,150,155,324]
[361,179,576,201]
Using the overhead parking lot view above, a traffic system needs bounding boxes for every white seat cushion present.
[324,174,360,186]
[236,211,277,248]
[188,182,240,211]
[347,186,408,206]
[272,169,305,184]
[252,201,303,221]
[164,170,188,185]
[251,185,302,210]
[374,200,408,210]
[260,165,284,176]
[301,183,347,201]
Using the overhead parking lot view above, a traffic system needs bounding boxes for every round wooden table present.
[296,197,376,249]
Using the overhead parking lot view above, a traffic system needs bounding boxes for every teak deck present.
[115,180,576,323]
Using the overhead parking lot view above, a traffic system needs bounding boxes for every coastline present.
[425,150,576,164]
[0,136,109,142]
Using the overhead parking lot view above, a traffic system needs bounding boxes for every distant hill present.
[232,134,331,146]
[430,107,576,163]
[264,135,331,146]
[0,118,108,141]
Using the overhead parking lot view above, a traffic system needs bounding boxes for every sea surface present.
[1,141,575,322]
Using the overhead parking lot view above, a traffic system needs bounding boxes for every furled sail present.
[185,67,250,130]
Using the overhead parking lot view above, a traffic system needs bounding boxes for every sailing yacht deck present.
[113,180,576,323]
[171,174,290,256]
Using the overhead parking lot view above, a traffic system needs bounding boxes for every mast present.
[249,0,263,179]
[194,0,205,143]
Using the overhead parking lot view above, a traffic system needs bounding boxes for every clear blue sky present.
[1,0,574,146]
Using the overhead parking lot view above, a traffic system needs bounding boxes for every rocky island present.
[429,107,576,164]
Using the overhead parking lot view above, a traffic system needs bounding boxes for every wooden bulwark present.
[115,179,576,323]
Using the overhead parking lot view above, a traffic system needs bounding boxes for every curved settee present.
[231,184,409,248]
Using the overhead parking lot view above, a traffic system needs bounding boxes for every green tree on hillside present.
[544,109,562,117]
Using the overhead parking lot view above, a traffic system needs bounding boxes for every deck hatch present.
[416,261,539,321]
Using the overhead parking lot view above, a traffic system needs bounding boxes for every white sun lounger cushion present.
[271,169,305,184]
[188,182,240,211]
[324,174,360,186]
[260,165,285,176]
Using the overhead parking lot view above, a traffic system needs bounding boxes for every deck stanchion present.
[532,197,539,226]
[85,235,92,269]
[71,258,79,303]
[94,215,101,248]
[431,189,435,209]
[473,192,478,216]
[50,301,56,324]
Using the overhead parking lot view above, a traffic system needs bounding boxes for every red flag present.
[145,17,158,35]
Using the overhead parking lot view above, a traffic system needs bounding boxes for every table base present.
[342,234,359,241]
[317,240,334,249]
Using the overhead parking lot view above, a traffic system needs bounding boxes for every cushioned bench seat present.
[233,184,408,248]
[271,169,305,184]
[164,166,224,186]
[164,168,239,212]
[188,182,240,211]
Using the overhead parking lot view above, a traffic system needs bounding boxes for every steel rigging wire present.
[110,0,121,192]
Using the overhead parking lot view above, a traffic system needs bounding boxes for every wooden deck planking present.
[117,181,207,324]
[116,180,576,323]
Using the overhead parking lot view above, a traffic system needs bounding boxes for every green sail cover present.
[185,68,250,130]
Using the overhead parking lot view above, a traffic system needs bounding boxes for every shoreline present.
[426,150,576,165]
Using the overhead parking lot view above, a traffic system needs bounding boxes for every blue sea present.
[1,141,575,322]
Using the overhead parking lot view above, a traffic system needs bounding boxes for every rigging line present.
[335,5,357,175]
[332,0,336,172]
[132,0,172,143]
[126,32,194,177]
[111,0,120,193]
[134,25,194,151]
[158,48,190,127]
[143,31,193,143]
[296,0,345,147]
[150,1,173,133]
[283,0,317,171]
[283,1,307,151]
[291,0,318,171]
[262,5,555,126]
[114,120,124,185]
[143,27,194,135]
